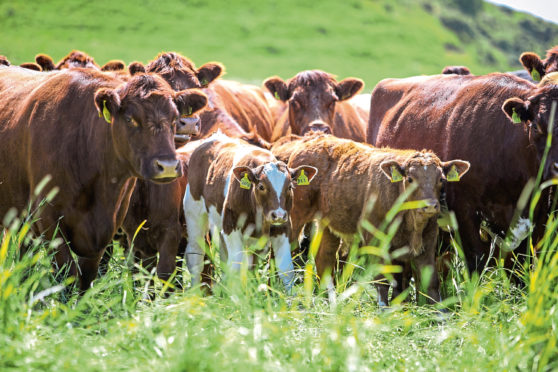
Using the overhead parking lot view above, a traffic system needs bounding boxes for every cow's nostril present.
[156,161,165,172]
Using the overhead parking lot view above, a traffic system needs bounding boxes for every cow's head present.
[35,50,99,71]
[441,65,471,75]
[502,82,558,178]
[94,73,207,183]
[101,60,126,72]
[0,56,10,66]
[232,162,317,228]
[380,152,470,220]
[520,46,558,82]
[264,70,363,136]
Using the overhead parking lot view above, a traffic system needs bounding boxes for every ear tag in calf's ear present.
[511,108,521,124]
[390,165,403,183]
[201,78,209,86]
[182,106,193,118]
[239,173,252,189]
[531,69,541,82]
[297,170,310,186]
[102,100,111,124]
[447,165,460,182]
[274,91,280,100]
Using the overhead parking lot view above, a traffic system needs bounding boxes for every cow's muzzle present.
[268,209,288,226]
[174,114,201,145]
[418,199,440,216]
[304,121,332,135]
[152,158,181,182]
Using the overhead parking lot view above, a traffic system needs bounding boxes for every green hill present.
[0,0,557,90]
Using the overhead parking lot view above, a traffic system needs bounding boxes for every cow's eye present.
[407,177,413,183]
[258,184,265,191]
[126,116,139,128]
[288,184,294,191]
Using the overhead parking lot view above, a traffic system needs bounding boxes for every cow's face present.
[520,46,558,82]
[264,70,363,136]
[502,83,558,178]
[232,162,317,228]
[380,154,470,219]
[94,74,207,183]
[56,50,100,70]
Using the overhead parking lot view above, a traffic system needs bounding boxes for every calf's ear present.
[335,78,364,101]
[232,166,257,189]
[290,166,318,186]
[101,60,126,71]
[520,52,545,82]
[441,160,470,182]
[264,76,290,101]
[128,61,146,76]
[174,89,208,116]
[35,54,56,71]
[20,63,42,71]
[380,160,405,182]
[197,62,224,87]
[502,97,533,124]
[94,88,121,124]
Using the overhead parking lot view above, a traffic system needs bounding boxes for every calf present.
[183,133,316,290]
[0,66,207,291]
[35,50,100,71]
[264,70,368,142]
[276,135,469,306]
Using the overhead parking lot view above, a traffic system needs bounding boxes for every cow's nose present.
[269,209,288,225]
[420,199,440,215]
[153,158,181,180]
[305,121,332,135]
[175,114,201,140]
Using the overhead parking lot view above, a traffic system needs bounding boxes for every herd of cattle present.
[0,45,557,306]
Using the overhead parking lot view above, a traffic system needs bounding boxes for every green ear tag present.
[447,165,460,182]
[390,165,403,183]
[188,106,192,116]
[239,173,252,189]
[274,91,280,100]
[102,100,111,124]
[201,78,209,86]
[531,69,541,82]
[511,107,522,124]
[297,169,310,186]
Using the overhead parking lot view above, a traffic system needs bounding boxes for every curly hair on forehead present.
[146,52,197,74]
[287,70,337,91]
[404,150,442,167]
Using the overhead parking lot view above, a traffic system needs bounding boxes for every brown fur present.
[264,70,367,142]
[19,62,41,71]
[101,60,126,71]
[275,135,469,305]
[367,73,558,272]
[0,66,206,291]
[0,56,11,66]
[442,65,471,75]
[520,45,558,81]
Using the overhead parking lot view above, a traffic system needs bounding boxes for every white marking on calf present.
[507,217,532,251]
[183,185,209,286]
[263,162,288,202]
[270,233,295,291]
[223,229,247,270]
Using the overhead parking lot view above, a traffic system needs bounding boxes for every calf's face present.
[94,74,207,183]
[264,70,363,136]
[232,162,317,227]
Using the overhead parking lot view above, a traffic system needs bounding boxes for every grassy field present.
[1,0,557,89]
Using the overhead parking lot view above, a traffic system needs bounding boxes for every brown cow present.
[35,50,100,71]
[275,135,469,306]
[264,70,368,142]
[367,73,558,273]
[520,46,558,82]
[183,133,317,290]
[0,66,207,291]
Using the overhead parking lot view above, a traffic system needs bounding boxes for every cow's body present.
[275,135,469,306]
[183,133,316,290]
[367,73,558,271]
[0,66,206,290]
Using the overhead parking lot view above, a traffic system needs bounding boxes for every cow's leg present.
[412,219,441,305]
[223,229,245,271]
[184,186,209,286]
[78,252,104,292]
[270,233,295,291]
[156,226,181,285]
[314,227,341,279]
[390,261,411,302]
[54,243,78,280]
[374,273,390,308]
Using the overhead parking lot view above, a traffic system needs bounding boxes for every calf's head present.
[94,73,207,183]
[502,83,558,178]
[264,70,363,136]
[232,162,317,228]
[520,46,558,82]
[380,152,470,219]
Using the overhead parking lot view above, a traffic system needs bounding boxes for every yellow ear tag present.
[297,169,310,185]
[102,100,111,124]
[201,78,209,86]
[390,165,403,183]
[447,165,460,182]
[531,69,541,82]
[239,173,252,189]
[181,106,193,118]
[274,91,280,100]
[511,107,521,124]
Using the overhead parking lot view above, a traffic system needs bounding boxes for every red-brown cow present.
[35,50,100,71]
[274,135,469,306]
[520,45,558,82]
[183,133,316,290]
[0,66,207,291]
[367,73,558,272]
[264,70,368,142]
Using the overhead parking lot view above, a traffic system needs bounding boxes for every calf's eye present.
[258,184,265,191]
[407,177,413,183]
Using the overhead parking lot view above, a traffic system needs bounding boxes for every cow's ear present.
[0,56,10,66]
[174,89,208,117]
[264,76,290,101]
[197,62,224,87]
[101,60,126,71]
[290,166,318,186]
[35,54,56,71]
[232,166,257,189]
[380,160,405,182]
[94,88,121,124]
[441,160,470,182]
[502,97,533,124]
[335,78,364,101]
[128,61,146,76]
[520,52,545,82]
[20,63,42,71]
